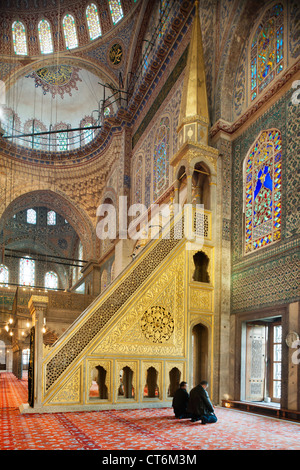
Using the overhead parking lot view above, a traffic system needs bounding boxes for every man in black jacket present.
[172,381,191,419]
[187,380,217,424]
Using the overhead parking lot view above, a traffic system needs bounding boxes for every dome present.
[1,64,113,151]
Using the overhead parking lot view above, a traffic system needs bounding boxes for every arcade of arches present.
[0,0,299,423]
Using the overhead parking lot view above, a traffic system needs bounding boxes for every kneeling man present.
[187,380,217,424]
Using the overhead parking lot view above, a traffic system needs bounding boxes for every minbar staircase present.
[23,210,212,413]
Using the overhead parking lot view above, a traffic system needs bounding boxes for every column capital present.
[28,295,48,316]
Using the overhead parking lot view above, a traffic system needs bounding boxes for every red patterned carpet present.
[0,372,299,451]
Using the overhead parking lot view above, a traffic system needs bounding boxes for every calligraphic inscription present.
[109,43,123,65]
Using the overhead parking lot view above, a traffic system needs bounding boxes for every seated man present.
[187,380,217,424]
[172,381,191,419]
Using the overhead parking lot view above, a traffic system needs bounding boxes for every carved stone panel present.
[92,249,185,357]
[46,366,82,405]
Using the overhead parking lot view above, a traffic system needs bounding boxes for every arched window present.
[62,14,78,50]
[86,3,101,40]
[153,116,170,201]
[56,132,68,150]
[78,241,83,260]
[12,21,27,55]
[244,129,282,254]
[250,3,284,101]
[0,265,9,287]
[83,123,94,144]
[1,109,21,143]
[27,209,37,224]
[47,210,56,225]
[19,257,35,287]
[134,156,144,204]
[24,120,46,150]
[76,241,83,280]
[45,271,58,289]
[31,122,41,149]
[53,124,69,151]
[38,19,53,54]
[108,0,124,25]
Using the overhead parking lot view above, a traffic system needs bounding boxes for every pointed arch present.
[0,190,97,260]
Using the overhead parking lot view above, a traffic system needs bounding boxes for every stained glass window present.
[45,271,58,289]
[250,4,284,101]
[31,123,41,149]
[62,14,78,50]
[108,0,124,25]
[57,131,68,151]
[134,156,143,204]
[19,257,35,287]
[27,209,37,224]
[26,121,44,150]
[38,19,53,54]
[47,210,56,225]
[153,116,170,201]
[86,3,101,40]
[12,21,27,55]
[0,265,9,286]
[244,129,282,253]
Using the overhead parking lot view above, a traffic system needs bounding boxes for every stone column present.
[28,295,48,409]
[211,134,232,405]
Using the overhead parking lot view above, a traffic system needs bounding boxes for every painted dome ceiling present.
[0,0,194,160]
[0,0,142,152]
